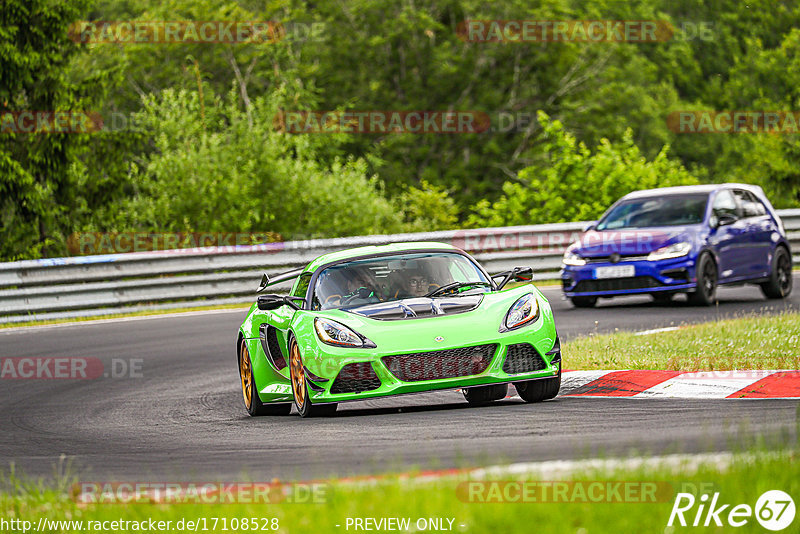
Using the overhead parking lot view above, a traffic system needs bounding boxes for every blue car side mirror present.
[715,214,738,228]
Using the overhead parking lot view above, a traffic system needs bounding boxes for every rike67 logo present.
[668,490,795,531]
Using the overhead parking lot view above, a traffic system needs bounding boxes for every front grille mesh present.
[573,276,662,293]
[503,343,547,374]
[382,344,497,382]
[330,362,382,394]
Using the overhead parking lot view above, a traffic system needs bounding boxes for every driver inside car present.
[406,271,430,297]
[342,267,379,302]
[390,269,438,299]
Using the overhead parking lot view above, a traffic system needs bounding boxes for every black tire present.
[570,296,597,308]
[514,367,561,403]
[288,337,338,418]
[238,339,291,416]
[688,252,717,306]
[760,246,793,299]
[651,292,674,303]
[462,384,508,406]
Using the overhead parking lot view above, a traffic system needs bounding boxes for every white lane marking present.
[331,451,789,488]
[634,326,680,336]
[471,452,741,479]
[469,451,793,480]
[635,370,776,398]
[0,307,250,335]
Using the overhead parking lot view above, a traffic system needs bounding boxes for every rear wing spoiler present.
[256,267,305,293]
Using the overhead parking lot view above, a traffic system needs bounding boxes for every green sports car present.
[237,242,561,417]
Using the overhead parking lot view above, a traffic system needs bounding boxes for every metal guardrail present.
[1,211,798,323]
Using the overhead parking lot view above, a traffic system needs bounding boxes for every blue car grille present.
[330,362,382,394]
[584,255,648,264]
[382,344,497,382]
[572,276,662,293]
[503,343,547,374]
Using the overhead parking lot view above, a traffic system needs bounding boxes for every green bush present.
[105,88,404,239]
[467,112,699,227]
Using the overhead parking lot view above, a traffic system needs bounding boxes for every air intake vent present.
[330,362,382,394]
[503,343,547,374]
[382,344,497,382]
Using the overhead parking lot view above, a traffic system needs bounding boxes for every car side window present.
[734,190,766,217]
[752,198,767,216]
[712,190,738,219]
[292,273,312,298]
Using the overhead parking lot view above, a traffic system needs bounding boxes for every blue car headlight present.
[647,242,692,261]
[563,246,586,266]
[501,293,540,331]
[314,318,376,348]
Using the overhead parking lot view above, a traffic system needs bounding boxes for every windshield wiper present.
[424,281,492,298]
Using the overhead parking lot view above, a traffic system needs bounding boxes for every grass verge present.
[2,448,798,534]
[565,311,800,371]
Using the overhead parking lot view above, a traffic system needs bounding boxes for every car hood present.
[572,227,697,258]
[342,295,484,320]
[299,285,553,354]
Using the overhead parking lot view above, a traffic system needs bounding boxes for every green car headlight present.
[502,293,540,331]
[647,242,692,261]
[314,318,375,348]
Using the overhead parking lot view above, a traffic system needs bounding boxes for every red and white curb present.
[558,370,800,399]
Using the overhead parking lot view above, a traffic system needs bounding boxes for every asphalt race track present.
[1,277,798,482]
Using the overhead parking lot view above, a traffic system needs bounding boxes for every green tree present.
[467,112,698,227]
[106,87,404,239]
[396,181,460,233]
[707,29,800,206]
[0,0,91,260]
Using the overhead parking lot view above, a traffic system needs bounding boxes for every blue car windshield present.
[313,252,490,310]
[596,194,709,230]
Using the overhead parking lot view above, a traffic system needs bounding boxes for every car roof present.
[304,241,459,273]
[621,183,763,200]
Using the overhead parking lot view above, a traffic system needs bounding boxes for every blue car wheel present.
[760,247,793,299]
[689,252,717,306]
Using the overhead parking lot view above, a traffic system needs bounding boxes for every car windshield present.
[312,252,491,310]
[596,194,709,230]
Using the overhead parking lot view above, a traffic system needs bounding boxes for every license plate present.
[594,265,635,279]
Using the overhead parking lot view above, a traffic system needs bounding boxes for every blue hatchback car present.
[560,184,793,307]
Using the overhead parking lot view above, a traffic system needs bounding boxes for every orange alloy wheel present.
[239,339,253,409]
[289,340,306,410]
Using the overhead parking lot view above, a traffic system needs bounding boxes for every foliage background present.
[2,0,799,259]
